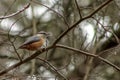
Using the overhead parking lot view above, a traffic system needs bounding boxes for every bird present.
[19,31,50,51]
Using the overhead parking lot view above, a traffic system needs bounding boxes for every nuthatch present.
[19,31,50,51]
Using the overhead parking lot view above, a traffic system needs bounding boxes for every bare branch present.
[36,57,69,80]
[8,16,25,62]
[0,46,52,76]
[0,43,120,76]
[74,0,82,18]
[31,0,70,28]
[53,0,113,45]
[0,3,30,19]
[55,44,120,72]
[92,17,120,44]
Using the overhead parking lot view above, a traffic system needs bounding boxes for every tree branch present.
[55,44,120,72]
[74,0,82,18]
[0,3,30,19]
[53,0,113,45]
[36,57,69,80]
[32,0,70,28]
[0,43,120,76]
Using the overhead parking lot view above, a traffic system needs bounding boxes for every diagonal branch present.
[55,44,120,72]
[36,57,69,80]
[0,3,30,19]
[0,50,47,76]
[0,43,120,76]
[92,17,120,44]
[74,0,82,18]
[53,0,113,45]
[8,16,25,62]
[32,0,70,28]
[0,46,54,76]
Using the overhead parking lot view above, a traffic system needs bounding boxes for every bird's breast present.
[24,38,45,50]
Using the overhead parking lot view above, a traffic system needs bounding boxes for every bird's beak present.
[47,32,52,37]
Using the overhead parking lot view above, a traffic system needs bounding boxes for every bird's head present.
[37,31,52,38]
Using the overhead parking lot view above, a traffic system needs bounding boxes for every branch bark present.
[0,44,120,76]
[53,0,113,45]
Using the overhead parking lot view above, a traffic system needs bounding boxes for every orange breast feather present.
[21,38,44,51]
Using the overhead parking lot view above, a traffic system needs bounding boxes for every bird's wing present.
[22,35,40,45]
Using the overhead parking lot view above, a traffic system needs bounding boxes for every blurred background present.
[0,0,120,80]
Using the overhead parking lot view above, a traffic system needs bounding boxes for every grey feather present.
[22,35,40,45]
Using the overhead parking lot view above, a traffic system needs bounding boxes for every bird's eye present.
[42,33,46,35]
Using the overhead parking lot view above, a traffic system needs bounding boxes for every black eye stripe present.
[41,33,47,35]
[39,33,48,35]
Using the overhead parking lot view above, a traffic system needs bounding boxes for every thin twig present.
[56,44,120,72]
[53,0,113,45]
[0,46,52,76]
[0,3,30,19]
[74,0,82,18]
[92,17,120,43]
[0,0,17,23]
[8,16,25,62]
[31,0,70,28]
[36,58,69,80]
[0,43,120,76]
